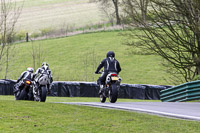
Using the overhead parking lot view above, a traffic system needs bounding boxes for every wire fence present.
[15,22,127,43]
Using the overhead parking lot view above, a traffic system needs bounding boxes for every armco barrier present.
[0,79,171,99]
[160,80,200,102]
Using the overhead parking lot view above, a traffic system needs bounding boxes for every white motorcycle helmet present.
[27,67,34,73]
[42,62,49,70]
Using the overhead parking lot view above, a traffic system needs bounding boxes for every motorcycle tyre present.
[16,90,27,100]
[28,91,34,101]
[100,94,106,103]
[109,84,118,103]
[40,86,47,102]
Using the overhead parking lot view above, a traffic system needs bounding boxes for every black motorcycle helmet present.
[106,51,115,58]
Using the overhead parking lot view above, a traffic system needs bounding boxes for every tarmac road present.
[59,102,200,121]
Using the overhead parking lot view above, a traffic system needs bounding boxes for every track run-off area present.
[57,102,200,121]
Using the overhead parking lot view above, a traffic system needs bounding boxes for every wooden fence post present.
[26,33,29,42]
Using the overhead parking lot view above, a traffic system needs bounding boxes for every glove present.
[95,71,98,74]
[33,74,36,79]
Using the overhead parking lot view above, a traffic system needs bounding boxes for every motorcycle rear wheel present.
[109,84,118,103]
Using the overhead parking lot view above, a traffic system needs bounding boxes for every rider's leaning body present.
[95,51,121,94]
[14,67,34,94]
[34,62,53,93]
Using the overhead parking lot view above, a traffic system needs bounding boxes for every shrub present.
[40,28,54,36]
[30,32,40,38]
[15,30,26,41]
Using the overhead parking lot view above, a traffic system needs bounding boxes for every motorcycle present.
[14,79,33,100]
[33,73,50,102]
[97,71,122,103]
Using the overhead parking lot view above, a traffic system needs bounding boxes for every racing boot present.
[47,84,51,94]
[13,83,20,97]
[33,82,39,95]
[98,84,104,95]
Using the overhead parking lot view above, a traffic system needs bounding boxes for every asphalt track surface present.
[59,102,200,121]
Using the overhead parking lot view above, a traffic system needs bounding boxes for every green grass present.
[2,31,170,85]
[0,96,200,133]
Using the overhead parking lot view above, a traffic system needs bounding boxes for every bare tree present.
[99,1,115,25]
[123,0,200,84]
[95,0,121,25]
[122,0,149,23]
[83,49,100,82]
[112,0,121,25]
[140,0,149,23]
[31,41,46,71]
[0,0,23,79]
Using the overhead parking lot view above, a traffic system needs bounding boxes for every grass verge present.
[0,96,200,133]
[0,95,160,103]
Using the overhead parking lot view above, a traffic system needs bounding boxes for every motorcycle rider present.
[13,67,34,95]
[95,51,121,94]
[34,62,53,94]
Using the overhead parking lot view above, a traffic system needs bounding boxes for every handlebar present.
[95,71,103,74]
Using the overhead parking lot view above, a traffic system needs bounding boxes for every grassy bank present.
[4,0,172,85]
[2,31,170,85]
[0,96,200,133]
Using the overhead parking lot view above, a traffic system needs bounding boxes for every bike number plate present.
[111,77,119,80]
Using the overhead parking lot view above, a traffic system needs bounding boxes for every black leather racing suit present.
[95,57,121,85]
[14,71,33,93]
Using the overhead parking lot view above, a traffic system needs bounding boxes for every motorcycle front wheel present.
[16,89,27,100]
[40,86,47,102]
[109,84,118,103]
[100,94,106,103]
